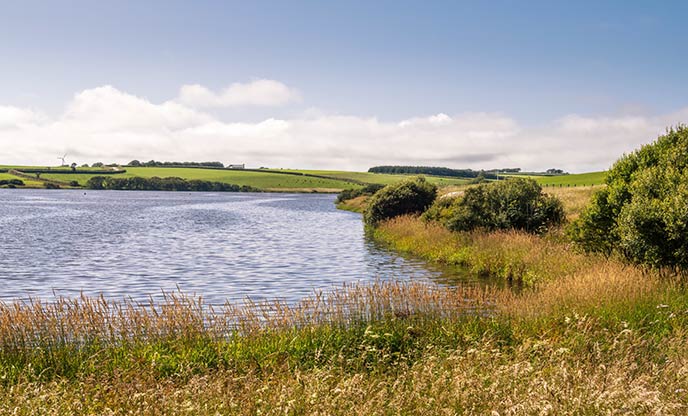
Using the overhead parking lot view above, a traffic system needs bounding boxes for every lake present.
[0,190,468,305]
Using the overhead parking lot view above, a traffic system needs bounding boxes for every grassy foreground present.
[1,266,686,414]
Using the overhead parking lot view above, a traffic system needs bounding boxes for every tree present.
[364,177,437,225]
[92,162,104,168]
[569,125,688,269]
[445,178,564,233]
[128,160,142,167]
[70,162,77,171]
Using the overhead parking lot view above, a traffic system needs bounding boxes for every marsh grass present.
[0,281,496,383]
[1,268,686,414]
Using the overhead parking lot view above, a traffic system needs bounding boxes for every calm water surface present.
[0,190,469,304]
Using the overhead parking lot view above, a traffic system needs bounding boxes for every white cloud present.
[176,79,300,108]
[0,106,45,129]
[0,84,685,172]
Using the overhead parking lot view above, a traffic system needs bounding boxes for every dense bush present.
[422,193,461,224]
[569,126,688,269]
[336,183,385,204]
[444,178,564,233]
[85,176,259,192]
[0,179,24,187]
[364,177,437,225]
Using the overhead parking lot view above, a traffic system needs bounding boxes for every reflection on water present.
[0,189,476,304]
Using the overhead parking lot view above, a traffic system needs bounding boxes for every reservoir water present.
[0,189,465,304]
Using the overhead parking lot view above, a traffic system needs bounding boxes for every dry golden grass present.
[336,195,369,213]
[2,339,686,416]
[499,261,661,317]
[374,215,598,285]
[0,268,686,414]
[544,185,602,220]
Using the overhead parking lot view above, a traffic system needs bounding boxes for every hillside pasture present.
[276,169,472,186]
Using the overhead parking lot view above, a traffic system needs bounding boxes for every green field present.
[2,165,604,192]
[0,165,119,172]
[275,169,471,186]
[0,172,43,187]
[22,166,472,191]
[37,167,362,191]
[504,171,606,186]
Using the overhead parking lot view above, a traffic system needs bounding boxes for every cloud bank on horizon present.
[1,79,685,172]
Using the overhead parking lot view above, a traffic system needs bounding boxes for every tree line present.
[368,166,498,179]
[85,176,259,192]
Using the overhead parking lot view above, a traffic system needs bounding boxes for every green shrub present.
[422,193,462,224]
[569,126,688,269]
[336,183,385,203]
[445,178,564,233]
[364,177,437,225]
[85,175,259,192]
[0,179,24,187]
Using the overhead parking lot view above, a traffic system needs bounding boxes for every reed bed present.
[0,266,686,414]
[0,281,496,351]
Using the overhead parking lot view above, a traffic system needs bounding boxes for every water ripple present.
[0,189,469,304]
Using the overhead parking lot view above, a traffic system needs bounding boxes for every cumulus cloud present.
[0,106,45,129]
[0,84,685,171]
[176,79,300,108]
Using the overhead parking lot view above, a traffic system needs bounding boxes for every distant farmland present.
[1,165,605,191]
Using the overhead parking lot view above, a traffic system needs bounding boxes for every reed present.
[0,266,686,414]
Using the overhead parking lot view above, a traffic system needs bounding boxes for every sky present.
[1,0,687,172]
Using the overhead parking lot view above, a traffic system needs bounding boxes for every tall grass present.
[0,282,496,383]
[0,268,686,414]
[372,215,599,285]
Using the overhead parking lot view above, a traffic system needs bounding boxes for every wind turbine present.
[57,154,67,166]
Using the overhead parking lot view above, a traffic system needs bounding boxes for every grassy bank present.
[1,267,686,414]
[372,216,597,285]
[365,186,602,284]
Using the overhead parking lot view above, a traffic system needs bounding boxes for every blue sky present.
[1,1,687,171]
